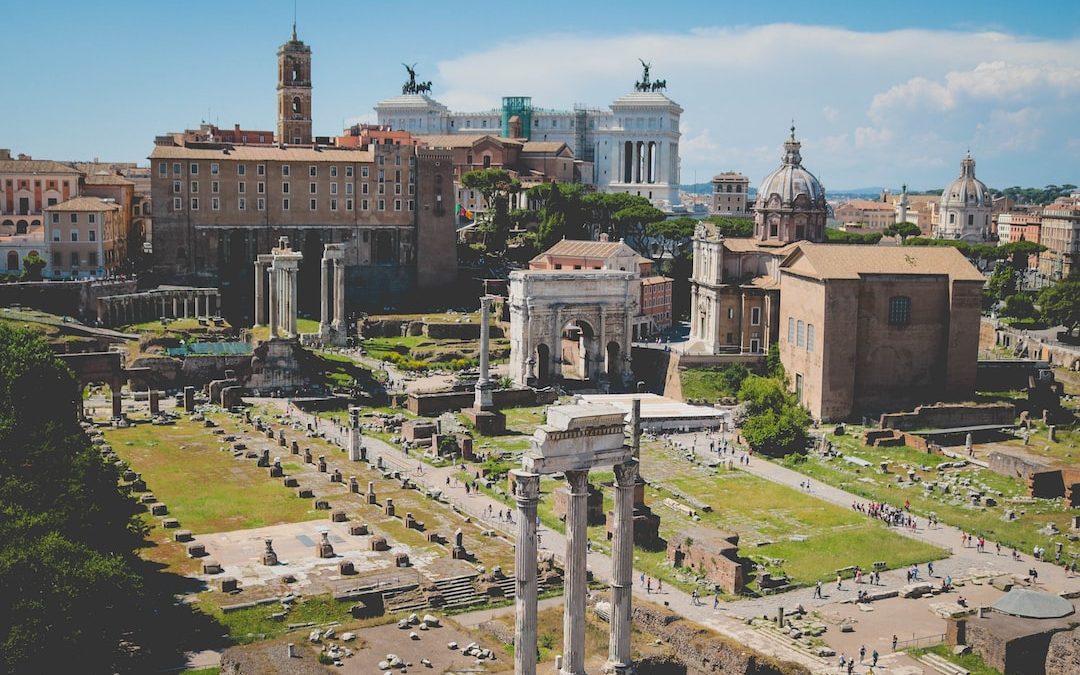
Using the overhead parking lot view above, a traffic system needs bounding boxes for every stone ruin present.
[666,527,746,594]
[315,530,335,558]
[261,538,279,566]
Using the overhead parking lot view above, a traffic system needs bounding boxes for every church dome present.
[941,153,991,210]
[755,127,826,209]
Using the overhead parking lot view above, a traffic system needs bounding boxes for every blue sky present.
[2,0,1078,190]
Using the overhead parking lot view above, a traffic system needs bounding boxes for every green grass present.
[680,367,737,401]
[104,416,320,533]
[182,668,221,675]
[783,428,1080,559]
[198,594,361,644]
[910,644,1002,675]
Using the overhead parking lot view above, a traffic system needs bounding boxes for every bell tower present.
[276,24,312,145]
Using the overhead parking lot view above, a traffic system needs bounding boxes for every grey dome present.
[941,153,991,210]
[991,588,1075,619]
[755,128,826,209]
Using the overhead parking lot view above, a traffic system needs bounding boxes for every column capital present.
[511,470,540,503]
[565,469,590,494]
[613,459,639,487]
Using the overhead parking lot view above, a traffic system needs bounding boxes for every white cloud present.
[430,25,1080,188]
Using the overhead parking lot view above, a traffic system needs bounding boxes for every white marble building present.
[374,69,683,207]
[934,152,991,242]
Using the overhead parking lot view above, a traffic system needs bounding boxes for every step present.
[918,653,970,675]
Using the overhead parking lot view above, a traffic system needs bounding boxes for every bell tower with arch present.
[276,24,312,145]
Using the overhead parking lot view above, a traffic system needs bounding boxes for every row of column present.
[319,252,346,335]
[622,140,660,185]
[98,291,218,326]
[512,458,638,675]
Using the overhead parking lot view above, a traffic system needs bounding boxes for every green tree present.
[461,168,520,253]
[883,221,921,243]
[983,265,1017,310]
[737,375,789,417]
[527,182,587,249]
[824,228,883,245]
[1037,280,1080,336]
[703,215,754,238]
[19,253,46,281]
[766,343,785,380]
[1001,293,1037,320]
[644,216,695,261]
[1000,240,1046,272]
[740,404,812,457]
[582,192,652,238]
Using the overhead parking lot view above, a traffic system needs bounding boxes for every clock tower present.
[277,24,312,145]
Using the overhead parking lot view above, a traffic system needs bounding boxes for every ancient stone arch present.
[508,270,636,390]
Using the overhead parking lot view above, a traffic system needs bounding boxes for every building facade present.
[44,196,123,279]
[375,65,682,207]
[834,198,896,231]
[752,128,827,244]
[710,172,750,215]
[779,244,983,421]
[1038,204,1080,282]
[934,153,991,241]
[276,26,312,146]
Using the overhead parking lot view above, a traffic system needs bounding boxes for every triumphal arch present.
[508,270,636,390]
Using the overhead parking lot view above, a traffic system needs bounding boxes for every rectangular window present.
[362,183,369,195]
[345,183,353,195]
[70,252,79,267]
[51,213,59,224]
[378,184,385,195]
[190,197,199,210]
[88,229,96,242]
[88,213,96,224]
[257,182,265,194]
[378,199,385,211]
[52,251,61,266]
[796,320,805,347]
[173,181,181,193]
[88,251,97,267]
[257,164,265,176]
[330,182,338,195]
[395,170,401,182]
[361,199,368,210]
[173,197,182,210]
[172,162,181,175]
[190,181,198,193]
[309,165,317,177]
[70,213,77,224]
[212,197,220,210]
[158,162,167,177]
[330,166,338,177]
[394,199,402,211]
[346,166,354,177]
[238,164,246,176]
[71,230,79,242]
[309,182,317,194]
[189,163,199,175]
[330,198,338,211]
[395,183,402,195]
[211,181,219,193]
[238,197,246,210]
[210,163,219,175]
[257,198,265,211]
[282,165,290,176]
[310,198,317,211]
[361,166,368,178]
[888,296,912,325]
[238,182,246,194]
[788,317,795,343]
[282,182,290,193]
[282,198,290,210]
[751,307,761,326]
[378,169,384,183]
[408,199,415,211]
[408,184,415,195]
[807,324,815,352]
[346,199,353,211]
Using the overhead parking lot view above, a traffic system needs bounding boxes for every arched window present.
[6,251,18,271]
[949,213,955,224]
[292,97,302,114]
[15,220,28,234]
[888,296,911,325]
[292,64,301,82]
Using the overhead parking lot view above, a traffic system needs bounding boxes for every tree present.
[19,253,46,281]
[740,404,811,457]
[883,221,921,243]
[903,237,1006,272]
[644,216,695,261]
[704,215,754,238]
[766,343,785,380]
[737,375,789,417]
[983,265,1017,310]
[461,168,520,253]
[824,228,883,245]
[527,182,587,249]
[1038,280,1080,336]
[1000,240,1046,273]
[1001,293,1037,321]
[582,192,653,239]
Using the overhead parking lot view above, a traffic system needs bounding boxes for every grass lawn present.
[783,427,1080,559]
[104,416,320,533]
[910,644,1002,675]
[362,334,510,370]
[679,367,739,401]
[197,593,384,645]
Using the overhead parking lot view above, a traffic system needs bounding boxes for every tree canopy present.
[461,168,520,252]
[703,215,754,238]
[824,228,883,245]
[1037,280,1080,335]
[883,221,921,243]
[990,184,1077,205]
[20,253,46,281]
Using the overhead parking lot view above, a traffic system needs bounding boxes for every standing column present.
[194,294,201,318]
[320,257,330,332]
[289,267,298,338]
[333,259,345,332]
[254,262,266,325]
[562,470,589,675]
[606,460,639,674]
[172,295,178,319]
[268,265,278,338]
[512,470,541,675]
[474,296,494,410]
[184,296,191,318]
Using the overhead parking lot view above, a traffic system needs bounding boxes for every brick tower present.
[276,24,312,145]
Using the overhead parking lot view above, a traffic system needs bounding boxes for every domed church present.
[752,126,827,244]
[934,152,991,242]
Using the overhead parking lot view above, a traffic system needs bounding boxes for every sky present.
[2,0,1079,191]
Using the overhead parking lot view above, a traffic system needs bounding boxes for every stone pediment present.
[523,404,631,474]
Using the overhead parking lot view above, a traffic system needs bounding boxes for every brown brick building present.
[778,244,984,421]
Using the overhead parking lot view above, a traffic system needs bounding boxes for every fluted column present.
[562,469,589,675]
[288,267,298,338]
[333,259,345,332]
[512,470,541,675]
[606,460,639,674]
[320,257,330,332]
[268,265,278,338]
[474,295,494,410]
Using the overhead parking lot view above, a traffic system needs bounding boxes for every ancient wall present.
[964,617,1074,675]
[878,402,1015,431]
[406,387,555,416]
[0,278,136,321]
[1045,626,1080,675]
[988,451,1049,480]
[666,536,745,594]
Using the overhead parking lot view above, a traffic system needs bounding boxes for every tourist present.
[836,574,843,591]
[839,654,846,670]
[872,649,879,666]
[892,634,898,651]
[846,659,854,675]
[713,593,720,609]
[646,577,652,594]
[814,581,823,598]
[927,561,934,577]
[657,579,663,593]
[691,589,699,606]
[859,644,866,663]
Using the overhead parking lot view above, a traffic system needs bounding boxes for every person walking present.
[872,649,879,666]
[836,574,843,591]
[657,578,663,594]
[814,581,823,599]
[713,593,720,609]
[646,577,652,594]
[859,645,866,663]
[691,589,699,606]
[892,634,898,651]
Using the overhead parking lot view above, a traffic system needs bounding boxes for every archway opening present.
[560,319,598,382]
[606,341,621,380]
[535,343,550,386]
[6,251,19,272]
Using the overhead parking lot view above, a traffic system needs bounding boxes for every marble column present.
[347,406,363,461]
[474,295,494,410]
[194,294,201,318]
[172,295,178,318]
[268,265,278,338]
[332,259,345,332]
[320,257,330,332]
[606,460,639,674]
[254,262,265,325]
[512,470,541,675]
[562,469,589,675]
[288,268,298,338]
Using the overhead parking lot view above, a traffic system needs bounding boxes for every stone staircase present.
[753,624,831,669]
[917,652,970,675]
[382,584,425,614]
[435,574,483,610]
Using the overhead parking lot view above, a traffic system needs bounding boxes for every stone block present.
[297,488,314,498]
[370,536,388,551]
[174,529,193,542]
[187,543,207,557]
[330,510,347,522]
[202,560,222,574]
[219,577,239,593]
[394,552,410,567]
[314,499,330,510]
[150,503,168,516]
[338,560,356,575]
[284,477,299,488]
[161,518,179,529]
[349,523,369,536]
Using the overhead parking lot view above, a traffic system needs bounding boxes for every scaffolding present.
[501,96,533,140]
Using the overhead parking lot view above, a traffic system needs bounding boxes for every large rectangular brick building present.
[779,244,984,421]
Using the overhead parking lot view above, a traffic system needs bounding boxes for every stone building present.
[1037,202,1080,282]
[149,29,457,320]
[778,243,984,421]
[834,198,896,231]
[752,127,827,244]
[709,171,750,216]
[44,196,123,279]
[666,527,745,593]
[375,61,683,207]
[934,152,991,241]
[0,152,83,276]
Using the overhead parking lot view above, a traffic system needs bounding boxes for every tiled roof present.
[537,238,637,260]
[0,159,81,175]
[521,141,568,153]
[85,172,135,186]
[781,243,984,281]
[45,196,121,212]
[414,134,520,149]
[641,275,671,285]
[149,144,374,162]
[837,199,895,211]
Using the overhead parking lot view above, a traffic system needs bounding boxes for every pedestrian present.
[892,634,898,651]
[927,561,934,577]
[836,574,843,591]
[646,577,652,594]
[657,579,663,594]
[640,572,645,585]
[846,659,854,675]
[814,581,823,598]
[691,589,699,606]
[714,593,720,609]
[872,649,879,666]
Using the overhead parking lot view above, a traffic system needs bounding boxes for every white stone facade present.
[375,90,682,207]
[934,153,991,242]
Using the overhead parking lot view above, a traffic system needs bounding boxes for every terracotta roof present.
[521,141,568,153]
[85,172,135,186]
[837,199,895,211]
[45,196,121,212]
[414,134,520,149]
[719,238,798,256]
[781,243,984,281]
[149,145,374,162]
[538,239,637,260]
[641,275,671,285]
[0,159,81,175]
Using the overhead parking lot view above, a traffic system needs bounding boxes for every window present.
[394,199,402,211]
[257,182,265,194]
[797,320,805,347]
[788,317,795,343]
[309,165,317,177]
[190,197,199,210]
[52,228,60,242]
[310,198,317,211]
[378,169,384,183]
[949,213,955,224]
[70,252,80,267]
[329,182,337,195]
[361,199,368,210]
[239,197,246,210]
[190,181,198,193]
[88,252,97,267]
[172,162,181,175]
[395,183,402,195]
[282,165,290,176]
[888,296,911,325]
[238,182,246,194]
[361,166,368,178]
[238,164,246,176]
[52,251,61,267]
[330,198,338,211]
[212,197,220,210]
[378,183,385,195]
[282,182,290,194]
[51,213,59,224]
[330,166,338,177]
[88,229,96,242]
[362,183,369,195]
[408,199,414,211]
[88,213,96,224]
[173,197,182,210]
[807,324,815,352]
[282,198,290,210]
[346,199,353,211]
[257,198,265,211]
[751,307,761,325]
[257,164,265,176]
[173,181,181,193]
[346,166,353,177]
[189,163,198,174]
[211,181,219,193]
[378,199,385,211]
[968,214,974,226]
[210,163,219,175]
[70,213,77,224]
[158,162,167,177]
[309,182,317,194]
[345,183,353,195]
[71,230,79,242]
